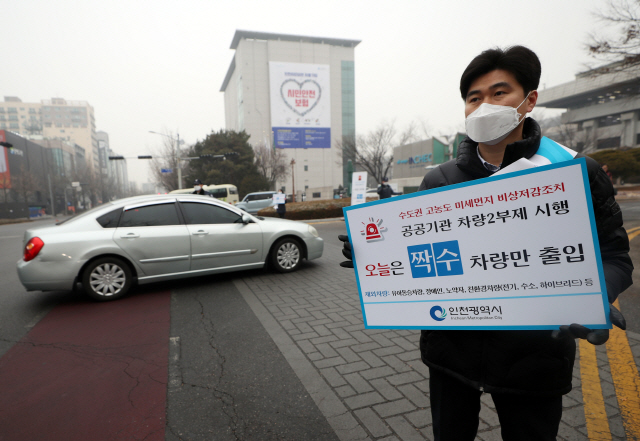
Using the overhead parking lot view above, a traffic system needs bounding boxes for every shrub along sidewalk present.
[256,198,377,221]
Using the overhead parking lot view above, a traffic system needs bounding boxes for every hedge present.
[256,198,378,220]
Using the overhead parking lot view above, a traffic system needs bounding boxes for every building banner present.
[269,62,331,148]
[343,159,611,330]
[351,172,368,206]
[0,130,10,189]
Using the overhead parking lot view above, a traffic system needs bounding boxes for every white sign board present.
[71,181,80,188]
[351,172,368,206]
[272,193,286,205]
[269,62,331,148]
[343,159,610,330]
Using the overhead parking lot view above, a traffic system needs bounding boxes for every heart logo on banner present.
[280,79,322,117]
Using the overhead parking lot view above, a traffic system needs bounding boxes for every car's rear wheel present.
[271,238,303,273]
[82,257,132,301]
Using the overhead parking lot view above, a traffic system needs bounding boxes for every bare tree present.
[253,143,290,190]
[0,172,10,203]
[337,121,421,184]
[148,131,184,191]
[12,165,41,204]
[587,0,640,72]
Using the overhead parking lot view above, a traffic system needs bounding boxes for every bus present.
[169,184,239,204]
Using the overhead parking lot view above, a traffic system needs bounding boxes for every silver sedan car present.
[17,194,324,301]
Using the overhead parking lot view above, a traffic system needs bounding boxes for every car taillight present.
[24,237,44,262]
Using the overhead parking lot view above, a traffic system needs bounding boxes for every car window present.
[180,202,242,224]
[261,193,274,200]
[97,208,122,228]
[229,187,238,195]
[119,203,181,227]
[209,188,228,198]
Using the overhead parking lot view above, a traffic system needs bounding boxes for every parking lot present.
[0,213,639,440]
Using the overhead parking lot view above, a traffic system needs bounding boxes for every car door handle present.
[192,230,209,236]
[121,233,139,239]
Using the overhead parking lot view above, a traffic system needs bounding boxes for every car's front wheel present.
[271,238,303,273]
[82,257,133,301]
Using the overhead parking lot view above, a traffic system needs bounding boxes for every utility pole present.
[290,159,296,203]
[47,174,55,217]
[176,133,183,189]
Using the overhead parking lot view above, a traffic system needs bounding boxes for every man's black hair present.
[459,46,541,100]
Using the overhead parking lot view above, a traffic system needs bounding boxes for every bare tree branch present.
[253,143,290,190]
[586,0,640,72]
[148,131,186,191]
[337,120,422,184]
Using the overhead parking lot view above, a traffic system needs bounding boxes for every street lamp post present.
[290,159,296,203]
[149,131,183,189]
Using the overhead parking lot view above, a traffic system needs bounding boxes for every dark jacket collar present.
[455,118,542,179]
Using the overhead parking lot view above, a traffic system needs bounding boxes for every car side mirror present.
[242,214,252,224]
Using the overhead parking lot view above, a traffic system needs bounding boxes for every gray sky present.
[3,0,607,185]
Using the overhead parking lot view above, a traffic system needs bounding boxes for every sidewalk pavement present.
[233,231,640,441]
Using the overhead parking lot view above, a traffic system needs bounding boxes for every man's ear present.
[526,90,538,113]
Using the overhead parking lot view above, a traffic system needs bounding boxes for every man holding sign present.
[340,46,632,440]
[273,190,286,218]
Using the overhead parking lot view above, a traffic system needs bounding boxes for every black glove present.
[338,234,353,268]
[551,303,626,345]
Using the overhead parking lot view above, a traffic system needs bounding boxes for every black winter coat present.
[378,184,395,199]
[418,118,633,396]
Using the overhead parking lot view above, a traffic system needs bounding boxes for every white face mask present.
[194,185,202,191]
[465,92,533,145]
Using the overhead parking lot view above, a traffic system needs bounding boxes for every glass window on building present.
[0,108,4,113]
[597,114,621,127]
[597,137,621,149]
[10,123,19,129]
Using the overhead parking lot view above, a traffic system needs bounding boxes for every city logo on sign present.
[430,305,447,321]
[361,217,387,242]
[407,240,463,278]
[280,79,322,117]
[397,154,433,166]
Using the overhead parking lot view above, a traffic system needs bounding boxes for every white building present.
[0,96,98,170]
[220,30,360,197]
[538,63,640,153]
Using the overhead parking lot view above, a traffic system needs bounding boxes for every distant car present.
[169,184,239,204]
[366,188,380,200]
[16,194,323,301]
[235,191,277,213]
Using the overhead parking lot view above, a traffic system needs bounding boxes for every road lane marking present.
[168,336,182,389]
[607,299,640,440]
[579,339,612,440]
[628,229,640,241]
[25,310,50,329]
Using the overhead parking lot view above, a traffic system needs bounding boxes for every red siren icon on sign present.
[361,217,387,242]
